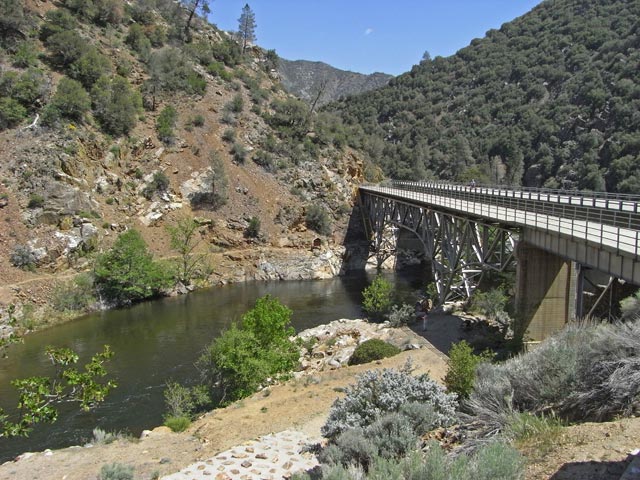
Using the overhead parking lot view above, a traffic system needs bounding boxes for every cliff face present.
[278,59,392,107]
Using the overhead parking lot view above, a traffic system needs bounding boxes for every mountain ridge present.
[278,58,392,107]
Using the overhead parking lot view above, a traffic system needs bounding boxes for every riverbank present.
[0,319,447,480]
[0,244,354,338]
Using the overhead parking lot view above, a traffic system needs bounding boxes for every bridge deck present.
[361,182,640,284]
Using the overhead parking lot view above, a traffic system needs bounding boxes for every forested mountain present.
[278,59,392,107]
[328,0,640,193]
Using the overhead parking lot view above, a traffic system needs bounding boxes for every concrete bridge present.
[358,181,640,341]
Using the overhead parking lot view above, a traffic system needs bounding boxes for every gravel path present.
[162,430,320,480]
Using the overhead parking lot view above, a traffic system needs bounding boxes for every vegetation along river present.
[0,268,428,462]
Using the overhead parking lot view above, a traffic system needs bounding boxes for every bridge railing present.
[361,181,640,258]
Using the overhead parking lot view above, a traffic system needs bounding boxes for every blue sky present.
[208,1,543,76]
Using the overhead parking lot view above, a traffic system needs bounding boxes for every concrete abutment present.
[514,242,574,341]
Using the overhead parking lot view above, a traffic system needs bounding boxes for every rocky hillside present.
[0,0,368,328]
[329,0,640,192]
[278,59,392,108]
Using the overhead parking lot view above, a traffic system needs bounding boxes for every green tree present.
[362,275,393,321]
[1,345,116,438]
[91,75,142,136]
[166,216,208,285]
[237,3,256,54]
[94,229,172,305]
[156,105,177,144]
[0,0,29,47]
[0,97,27,130]
[444,340,494,399]
[70,47,112,89]
[44,77,91,123]
[197,295,298,403]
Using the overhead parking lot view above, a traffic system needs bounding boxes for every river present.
[0,268,428,461]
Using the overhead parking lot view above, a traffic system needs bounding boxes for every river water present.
[0,268,427,461]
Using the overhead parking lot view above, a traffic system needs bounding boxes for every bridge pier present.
[514,242,575,341]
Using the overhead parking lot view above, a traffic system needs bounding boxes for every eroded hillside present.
[0,0,369,328]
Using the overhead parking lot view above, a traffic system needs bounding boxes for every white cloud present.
[364,28,374,36]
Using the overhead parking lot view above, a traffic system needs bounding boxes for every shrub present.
[52,274,96,312]
[148,47,205,95]
[163,382,210,419]
[125,24,151,59]
[40,9,77,42]
[349,339,400,366]
[191,114,205,127]
[190,153,228,210]
[226,93,244,113]
[12,41,38,68]
[231,142,247,164]
[8,68,48,108]
[164,415,191,432]
[156,105,177,144]
[70,47,112,89]
[94,229,172,305]
[321,361,457,440]
[444,340,494,399]
[252,149,277,172]
[44,77,91,123]
[620,289,640,320]
[245,216,261,239]
[266,98,310,139]
[207,61,233,81]
[221,128,236,142]
[0,97,27,130]
[467,318,640,426]
[91,76,142,136]
[98,463,134,480]
[305,204,332,235]
[210,37,242,66]
[303,442,524,480]
[10,244,38,271]
[362,276,393,321]
[142,171,170,199]
[472,288,508,321]
[387,303,414,327]
[45,30,87,67]
[196,295,299,404]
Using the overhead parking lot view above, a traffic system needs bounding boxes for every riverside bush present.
[444,340,494,399]
[387,303,414,327]
[321,360,457,440]
[361,275,393,321]
[348,339,400,366]
[467,318,640,425]
[94,229,171,305]
[164,415,191,432]
[197,295,299,404]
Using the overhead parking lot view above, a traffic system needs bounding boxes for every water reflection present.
[0,268,427,460]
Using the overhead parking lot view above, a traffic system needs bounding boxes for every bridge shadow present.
[406,312,503,356]
[548,457,632,480]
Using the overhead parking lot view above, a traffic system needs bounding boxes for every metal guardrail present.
[360,181,640,259]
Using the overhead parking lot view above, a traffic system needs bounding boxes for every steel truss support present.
[360,192,518,304]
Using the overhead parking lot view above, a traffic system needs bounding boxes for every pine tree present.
[237,3,256,54]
